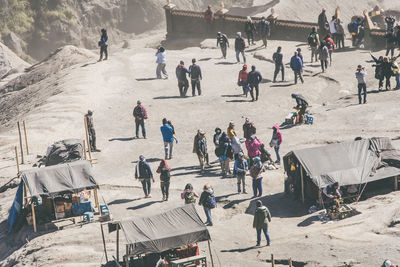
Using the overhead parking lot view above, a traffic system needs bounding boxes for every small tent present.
[283,137,400,202]
[8,160,99,233]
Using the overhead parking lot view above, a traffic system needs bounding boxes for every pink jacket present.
[272,125,282,146]
[245,138,262,157]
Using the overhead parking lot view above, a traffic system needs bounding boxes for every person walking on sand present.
[324,34,335,66]
[98,28,108,61]
[296,48,304,68]
[156,159,171,201]
[135,155,154,198]
[355,65,367,104]
[273,46,284,82]
[253,200,271,247]
[217,32,229,59]
[245,16,256,46]
[160,118,175,160]
[85,110,100,152]
[189,58,202,96]
[133,100,148,139]
[308,27,320,63]
[290,52,304,84]
[270,125,282,164]
[238,64,249,96]
[155,46,168,79]
[250,157,265,198]
[234,152,248,193]
[248,65,263,101]
[319,41,329,73]
[235,32,246,63]
[193,130,209,173]
[199,183,216,226]
[176,61,190,97]
[181,183,199,204]
[243,117,256,140]
[257,16,270,48]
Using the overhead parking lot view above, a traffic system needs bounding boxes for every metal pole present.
[116,223,120,263]
[207,240,215,267]
[23,121,29,155]
[17,122,24,164]
[125,245,129,267]
[100,223,109,262]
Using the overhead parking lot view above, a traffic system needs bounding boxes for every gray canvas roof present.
[286,137,400,188]
[21,160,98,197]
[120,204,210,256]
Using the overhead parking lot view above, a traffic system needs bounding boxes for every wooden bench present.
[171,255,207,267]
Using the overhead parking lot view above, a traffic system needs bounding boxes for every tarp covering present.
[285,137,400,188]
[119,204,210,256]
[21,160,98,197]
[45,139,83,166]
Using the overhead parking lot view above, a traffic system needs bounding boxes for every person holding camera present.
[355,65,367,104]
[155,46,168,79]
[98,29,108,61]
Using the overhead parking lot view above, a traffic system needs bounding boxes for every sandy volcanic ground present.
[1,30,400,267]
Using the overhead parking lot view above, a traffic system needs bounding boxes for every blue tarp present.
[7,183,23,233]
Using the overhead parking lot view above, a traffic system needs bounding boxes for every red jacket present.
[325,37,335,51]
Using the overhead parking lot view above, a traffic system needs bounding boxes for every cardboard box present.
[55,203,65,213]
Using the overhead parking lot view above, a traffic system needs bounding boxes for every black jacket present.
[135,161,153,179]
[247,70,263,85]
[189,64,202,79]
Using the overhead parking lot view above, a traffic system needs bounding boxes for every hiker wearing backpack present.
[176,61,190,97]
[257,16,270,48]
[199,183,216,226]
[135,155,154,198]
[181,183,199,204]
[156,159,171,201]
[160,118,175,160]
[250,157,266,198]
[189,58,202,96]
[235,32,246,63]
[253,200,271,247]
[133,100,148,139]
[98,29,108,61]
[319,41,329,73]
[245,16,257,46]
[308,27,320,63]
[324,34,335,66]
[217,32,229,59]
[273,47,284,83]
[234,152,248,193]
[248,65,263,101]
[193,129,209,173]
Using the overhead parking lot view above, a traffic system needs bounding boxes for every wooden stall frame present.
[84,117,93,162]
[300,165,305,203]
[23,121,29,155]
[271,254,275,267]
[31,201,37,232]
[100,223,109,262]
[17,122,24,164]
[14,146,20,174]
[116,223,120,262]
[83,139,87,160]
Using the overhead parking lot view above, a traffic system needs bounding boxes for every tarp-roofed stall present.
[283,137,400,202]
[102,204,211,266]
[8,160,99,233]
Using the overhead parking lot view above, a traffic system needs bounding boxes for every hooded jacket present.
[199,188,214,207]
[135,160,153,179]
[176,65,190,80]
[271,125,282,146]
[245,138,262,157]
[156,160,171,182]
[253,205,271,229]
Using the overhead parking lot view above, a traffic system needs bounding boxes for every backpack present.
[325,40,332,50]
[185,191,196,204]
[160,167,170,182]
[206,194,216,209]
[308,33,318,46]
[239,38,246,50]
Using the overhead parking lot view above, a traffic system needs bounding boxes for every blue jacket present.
[161,125,174,142]
[234,158,248,174]
[135,161,153,179]
[290,56,303,71]
[100,34,108,46]
[247,70,263,85]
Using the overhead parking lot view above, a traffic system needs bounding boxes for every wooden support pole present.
[14,146,20,174]
[125,245,129,267]
[17,122,24,164]
[31,202,37,232]
[83,140,87,160]
[23,183,27,206]
[289,258,293,267]
[300,165,305,203]
[116,223,120,263]
[100,223,109,262]
[84,117,93,162]
[271,254,274,267]
[23,121,29,155]
[207,240,215,267]
[394,176,399,191]
[94,188,100,212]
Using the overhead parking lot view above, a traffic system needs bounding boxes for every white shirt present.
[329,20,337,34]
[156,51,166,64]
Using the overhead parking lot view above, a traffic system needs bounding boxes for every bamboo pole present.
[271,254,274,267]
[14,146,20,174]
[23,121,29,155]
[100,223,109,262]
[208,240,215,267]
[300,165,305,203]
[23,183,27,206]
[394,176,399,191]
[116,223,120,263]
[83,140,87,160]
[94,188,100,212]
[31,202,37,232]
[125,245,129,267]
[17,122,24,164]
[84,117,93,161]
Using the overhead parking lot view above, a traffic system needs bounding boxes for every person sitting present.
[291,94,309,123]
[322,182,341,211]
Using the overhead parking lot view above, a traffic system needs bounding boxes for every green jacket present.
[253,206,271,229]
